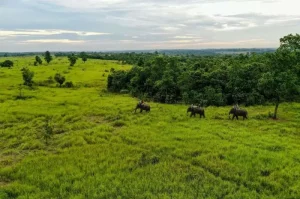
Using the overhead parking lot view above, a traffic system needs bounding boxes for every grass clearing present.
[0,57,300,198]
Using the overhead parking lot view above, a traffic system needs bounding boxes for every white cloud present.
[0,29,110,37]
[174,36,201,39]
[21,39,86,43]
[1,0,299,50]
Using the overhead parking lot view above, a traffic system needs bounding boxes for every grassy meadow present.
[0,57,300,199]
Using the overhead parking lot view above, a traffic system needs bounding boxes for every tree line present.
[107,34,300,119]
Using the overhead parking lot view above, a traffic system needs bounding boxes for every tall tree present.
[259,34,300,119]
[68,54,78,66]
[35,56,43,65]
[80,52,88,63]
[21,67,34,87]
[44,51,53,64]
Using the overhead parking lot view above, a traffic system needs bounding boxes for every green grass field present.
[1,57,300,199]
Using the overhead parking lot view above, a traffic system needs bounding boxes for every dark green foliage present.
[107,71,129,92]
[21,67,34,87]
[258,34,300,118]
[35,56,43,65]
[107,34,300,114]
[64,81,74,88]
[54,73,66,87]
[44,51,53,64]
[80,52,88,63]
[0,60,14,67]
[279,33,300,52]
[68,54,78,66]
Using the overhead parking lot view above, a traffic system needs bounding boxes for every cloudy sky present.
[0,0,299,52]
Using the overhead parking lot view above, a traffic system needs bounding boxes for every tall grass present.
[0,57,300,198]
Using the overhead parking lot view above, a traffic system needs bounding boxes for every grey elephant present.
[187,106,205,118]
[229,108,248,120]
[135,103,150,113]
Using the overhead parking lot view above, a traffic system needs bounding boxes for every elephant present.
[229,108,248,120]
[187,106,205,118]
[135,103,150,113]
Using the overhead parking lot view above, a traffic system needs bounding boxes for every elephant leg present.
[140,109,143,113]
[232,115,234,120]
[236,116,239,120]
[190,113,193,117]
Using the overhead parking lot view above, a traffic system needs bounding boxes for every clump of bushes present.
[54,73,66,87]
[64,81,74,88]
[0,60,14,68]
[54,73,75,88]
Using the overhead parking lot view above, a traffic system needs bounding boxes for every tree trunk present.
[273,102,279,119]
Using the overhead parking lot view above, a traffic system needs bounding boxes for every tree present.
[21,67,34,87]
[54,73,66,87]
[35,56,43,65]
[259,34,300,119]
[279,33,300,52]
[1,60,14,68]
[80,52,88,63]
[44,51,53,64]
[68,54,78,66]
[82,56,87,63]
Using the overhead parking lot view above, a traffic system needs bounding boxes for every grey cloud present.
[0,0,298,51]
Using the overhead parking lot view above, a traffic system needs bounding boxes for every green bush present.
[64,81,74,88]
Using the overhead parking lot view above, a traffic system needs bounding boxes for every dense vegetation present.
[0,54,300,198]
[107,34,300,118]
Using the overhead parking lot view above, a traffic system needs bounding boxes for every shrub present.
[1,60,14,68]
[54,73,66,87]
[64,81,74,88]
[21,67,34,87]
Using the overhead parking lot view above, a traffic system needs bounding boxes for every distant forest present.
[0,48,275,57]
[106,34,300,118]
[1,35,299,118]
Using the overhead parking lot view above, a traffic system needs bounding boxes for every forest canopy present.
[107,34,300,111]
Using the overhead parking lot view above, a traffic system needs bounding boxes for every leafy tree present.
[54,73,66,87]
[1,60,14,68]
[82,56,87,63]
[35,56,43,65]
[259,34,300,119]
[137,58,144,66]
[44,51,53,64]
[21,67,34,87]
[106,34,300,108]
[68,54,78,66]
[279,33,300,52]
[80,52,88,63]
[107,71,129,92]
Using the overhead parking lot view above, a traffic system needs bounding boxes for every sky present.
[0,0,299,52]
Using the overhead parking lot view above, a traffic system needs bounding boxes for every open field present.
[1,57,300,198]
